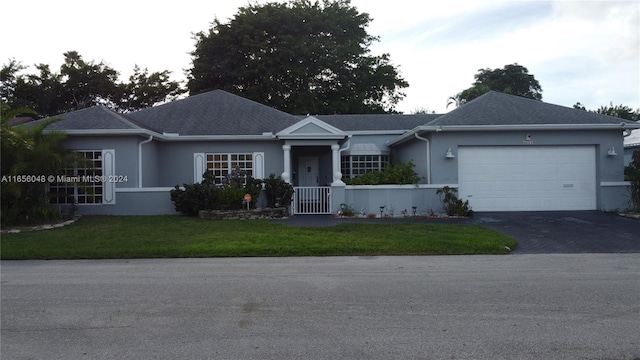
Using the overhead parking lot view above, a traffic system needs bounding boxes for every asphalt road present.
[2,255,639,360]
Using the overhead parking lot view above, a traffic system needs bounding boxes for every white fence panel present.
[293,187,331,214]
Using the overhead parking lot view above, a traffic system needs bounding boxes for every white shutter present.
[253,152,265,179]
[194,153,205,183]
[102,149,116,204]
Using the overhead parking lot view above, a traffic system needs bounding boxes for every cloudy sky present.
[2,0,638,114]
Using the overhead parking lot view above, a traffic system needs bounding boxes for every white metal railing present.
[293,187,331,214]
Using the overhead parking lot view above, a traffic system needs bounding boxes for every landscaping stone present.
[199,208,289,220]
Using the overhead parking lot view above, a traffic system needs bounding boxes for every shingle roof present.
[311,114,441,131]
[28,106,141,130]
[625,128,640,147]
[127,90,300,135]
[427,91,638,126]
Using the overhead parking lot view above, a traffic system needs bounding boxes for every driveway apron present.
[473,211,640,253]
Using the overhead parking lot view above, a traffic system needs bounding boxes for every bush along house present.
[30,89,640,215]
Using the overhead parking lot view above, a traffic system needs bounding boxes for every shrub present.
[170,170,263,216]
[170,172,220,216]
[436,186,473,217]
[344,160,422,185]
[338,204,356,217]
[264,174,293,208]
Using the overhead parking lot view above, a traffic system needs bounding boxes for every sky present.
[2,0,638,114]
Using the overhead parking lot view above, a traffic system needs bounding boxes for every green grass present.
[0,216,517,259]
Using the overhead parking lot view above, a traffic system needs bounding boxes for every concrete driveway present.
[473,211,640,254]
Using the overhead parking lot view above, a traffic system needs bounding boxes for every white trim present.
[47,129,275,142]
[116,187,175,192]
[276,116,348,139]
[348,130,408,135]
[156,135,275,141]
[600,181,631,187]
[102,149,116,204]
[253,152,265,179]
[388,123,640,146]
[194,153,205,183]
[345,184,458,190]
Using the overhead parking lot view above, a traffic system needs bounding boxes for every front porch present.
[276,116,349,215]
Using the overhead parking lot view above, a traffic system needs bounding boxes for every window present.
[50,150,104,205]
[341,154,390,179]
[206,153,253,184]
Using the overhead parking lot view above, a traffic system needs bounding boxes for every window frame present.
[49,150,105,205]
[341,154,390,179]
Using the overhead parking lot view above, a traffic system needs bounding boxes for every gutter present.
[138,135,153,187]
[44,129,280,141]
[388,123,640,147]
[414,133,431,184]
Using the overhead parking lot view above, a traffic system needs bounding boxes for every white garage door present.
[458,146,596,211]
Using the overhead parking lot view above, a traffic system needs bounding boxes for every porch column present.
[331,144,345,186]
[282,145,291,183]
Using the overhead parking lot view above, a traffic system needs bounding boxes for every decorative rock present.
[199,208,289,220]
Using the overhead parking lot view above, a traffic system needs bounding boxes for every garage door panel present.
[458,146,596,211]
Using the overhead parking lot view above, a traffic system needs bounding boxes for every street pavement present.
[2,255,639,360]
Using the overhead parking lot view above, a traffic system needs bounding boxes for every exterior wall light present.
[445,148,455,158]
[607,146,618,156]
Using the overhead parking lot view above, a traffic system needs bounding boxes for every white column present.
[331,144,345,185]
[282,145,291,183]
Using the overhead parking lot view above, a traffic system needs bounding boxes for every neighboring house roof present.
[625,128,640,148]
[26,106,142,131]
[7,116,36,126]
[126,90,300,136]
[427,91,638,127]
[313,114,440,132]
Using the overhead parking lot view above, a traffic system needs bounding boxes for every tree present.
[573,102,639,121]
[59,51,120,111]
[448,63,542,107]
[1,103,78,225]
[118,65,183,112]
[1,53,184,117]
[187,0,408,114]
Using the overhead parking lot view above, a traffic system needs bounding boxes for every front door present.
[298,156,319,186]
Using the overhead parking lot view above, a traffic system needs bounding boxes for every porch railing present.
[293,187,331,214]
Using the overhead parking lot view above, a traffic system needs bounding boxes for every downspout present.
[338,136,352,156]
[138,135,153,187]
[414,133,431,184]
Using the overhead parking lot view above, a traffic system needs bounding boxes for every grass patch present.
[1,216,516,259]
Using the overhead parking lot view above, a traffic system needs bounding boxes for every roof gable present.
[126,90,299,136]
[276,116,348,139]
[428,91,638,127]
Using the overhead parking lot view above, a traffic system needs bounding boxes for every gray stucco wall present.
[156,140,285,186]
[343,185,444,216]
[56,189,178,215]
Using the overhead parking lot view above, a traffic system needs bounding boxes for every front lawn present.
[0,216,516,259]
